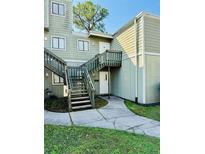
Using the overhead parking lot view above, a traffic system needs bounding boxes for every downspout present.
[134,18,138,103]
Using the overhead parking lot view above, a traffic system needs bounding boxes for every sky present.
[73,0,160,34]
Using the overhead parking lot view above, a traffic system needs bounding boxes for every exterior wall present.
[44,0,110,96]
[145,55,160,103]
[144,15,160,53]
[68,33,111,63]
[144,15,160,103]
[111,23,137,101]
[44,68,65,97]
[44,0,49,28]
[137,14,160,104]
[137,17,144,103]
[44,1,160,103]
[91,71,100,95]
[111,59,136,101]
[44,0,73,60]
[44,1,111,64]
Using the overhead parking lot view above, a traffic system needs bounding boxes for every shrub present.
[44,96,68,112]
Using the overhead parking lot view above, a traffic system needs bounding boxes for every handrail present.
[80,50,122,73]
[44,48,67,65]
[82,67,95,108]
[44,48,67,77]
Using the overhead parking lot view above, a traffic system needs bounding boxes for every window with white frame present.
[52,73,64,84]
[51,2,65,16]
[78,40,89,51]
[52,37,65,50]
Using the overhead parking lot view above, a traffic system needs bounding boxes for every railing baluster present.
[44,48,67,77]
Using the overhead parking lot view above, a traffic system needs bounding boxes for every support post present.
[64,66,72,112]
[108,67,111,99]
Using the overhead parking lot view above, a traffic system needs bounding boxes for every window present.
[52,37,65,50]
[52,2,65,16]
[52,73,64,84]
[78,40,89,51]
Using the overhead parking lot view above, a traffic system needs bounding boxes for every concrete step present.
[71,100,91,105]
[71,96,90,101]
[72,104,92,110]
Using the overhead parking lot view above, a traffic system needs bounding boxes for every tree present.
[73,0,109,33]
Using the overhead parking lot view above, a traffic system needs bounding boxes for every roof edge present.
[89,31,113,39]
[113,11,160,36]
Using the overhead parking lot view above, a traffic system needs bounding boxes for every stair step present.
[72,104,92,110]
[71,92,88,96]
[71,89,87,93]
[72,86,85,89]
[71,96,89,100]
[72,82,84,85]
[71,100,91,105]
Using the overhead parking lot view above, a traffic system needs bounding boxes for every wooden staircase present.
[45,48,122,112]
[67,50,122,111]
[70,78,92,111]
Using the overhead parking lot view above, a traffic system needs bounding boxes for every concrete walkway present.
[44,96,160,138]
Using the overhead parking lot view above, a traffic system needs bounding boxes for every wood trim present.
[145,52,160,56]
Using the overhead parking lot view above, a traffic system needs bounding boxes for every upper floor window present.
[78,40,89,52]
[52,36,66,50]
[51,2,65,16]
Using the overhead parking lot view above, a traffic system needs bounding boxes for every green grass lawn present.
[45,125,160,154]
[124,100,160,121]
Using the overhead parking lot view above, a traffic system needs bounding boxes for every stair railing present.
[67,66,84,79]
[80,50,122,73]
[82,67,95,108]
[44,48,67,77]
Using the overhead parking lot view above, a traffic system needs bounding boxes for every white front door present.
[99,71,108,94]
[99,42,110,54]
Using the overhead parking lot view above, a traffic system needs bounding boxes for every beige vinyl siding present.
[145,55,160,103]
[111,58,136,101]
[144,15,160,103]
[137,16,144,103]
[111,23,136,64]
[137,17,143,54]
[144,16,160,53]
[111,22,136,101]
[137,14,160,104]
[137,55,144,103]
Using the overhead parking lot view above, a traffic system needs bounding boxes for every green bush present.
[44,96,68,112]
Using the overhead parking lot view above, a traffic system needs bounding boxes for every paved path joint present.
[44,96,160,138]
